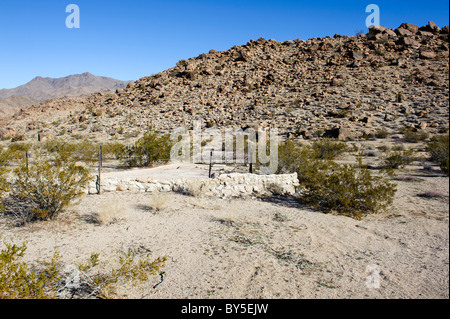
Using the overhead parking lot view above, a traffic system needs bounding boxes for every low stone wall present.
[88,173,299,198]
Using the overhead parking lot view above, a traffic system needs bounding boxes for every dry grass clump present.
[183,179,211,197]
[149,192,170,212]
[266,182,287,196]
[91,199,128,225]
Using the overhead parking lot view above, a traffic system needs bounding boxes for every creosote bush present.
[0,241,61,299]
[310,138,348,160]
[277,140,397,219]
[426,134,449,176]
[42,139,127,165]
[375,129,390,139]
[125,128,174,167]
[12,150,92,221]
[383,149,416,169]
[401,127,429,143]
[0,149,10,212]
[0,239,166,299]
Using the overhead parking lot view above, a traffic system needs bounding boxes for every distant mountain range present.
[0,72,131,117]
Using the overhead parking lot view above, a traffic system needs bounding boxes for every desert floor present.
[0,163,448,299]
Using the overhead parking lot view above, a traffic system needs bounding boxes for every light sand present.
[0,171,448,299]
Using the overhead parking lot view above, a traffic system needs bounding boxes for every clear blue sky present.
[0,0,448,89]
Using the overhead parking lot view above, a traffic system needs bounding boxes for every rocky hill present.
[1,21,448,142]
[0,95,39,118]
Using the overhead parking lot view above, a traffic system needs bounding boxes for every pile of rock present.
[5,21,449,143]
[87,173,299,199]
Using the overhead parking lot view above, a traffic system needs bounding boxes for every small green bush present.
[43,139,128,164]
[426,134,449,175]
[93,253,167,299]
[102,142,127,160]
[311,138,348,160]
[277,141,396,219]
[0,240,167,299]
[42,139,99,165]
[305,161,396,219]
[7,142,32,161]
[401,128,429,143]
[0,149,11,212]
[383,149,416,169]
[12,150,92,221]
[277,140,303,174]
[0,241,61,299]
[375,129,390,139]
[125,128,174,167]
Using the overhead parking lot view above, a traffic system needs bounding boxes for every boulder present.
[395,28,413,37]
[419,50,437,59]
[235,50,249,62]
[323,127,354,140]
[420,21,441,33]
[256,38,268,45]
[0,128,16,139]
[383,29,397,38]
[38,132,54,142]
[368,25,387,38]
[350,51,364,60]
[418,30,434,37]
[398,37,421,49]
[399,23,419,34]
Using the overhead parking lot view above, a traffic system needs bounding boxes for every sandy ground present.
[0,165,448,299]
[101,162,241,180]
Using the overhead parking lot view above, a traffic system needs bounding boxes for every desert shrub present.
[426,134,449,176]
[124,129,174,167]
[277,141,396,219]
[417,191,446,199]
[87,252,167,299]
[300,158,397,219]
[311,138,348,160]
[278,140,339,183]
[101,142,127,160]
[44,139,128,164]
[401,128,429,143]
[149,193,170,212]
[375,129,390,139]
[7,142,32,153]
[7,142,32,161]
[182,180,211,197]
[42,139,99,165]
[91,199,128,225]
[267,183,288,196]
[0,149,11,212]
[276,140,303,174]
[0,241,61,299]
[383,149,416,169]
[0,239,167,299]
[12,151,92,221]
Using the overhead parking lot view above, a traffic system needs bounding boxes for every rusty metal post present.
[208,149,214,178]
[97,146,103,195]
[25,151,29,175]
